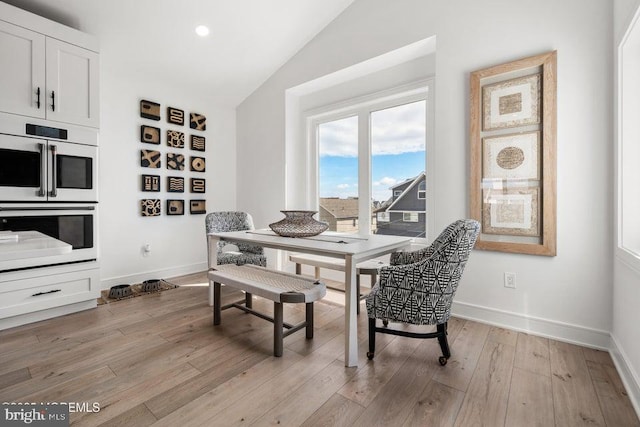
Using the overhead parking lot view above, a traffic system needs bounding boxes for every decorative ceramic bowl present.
[142,279,161,292]
[269,210,328,237]
[108,284,132,299]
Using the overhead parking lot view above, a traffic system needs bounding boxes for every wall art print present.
[166,153,185,171]
[190,200,206,214]
[167,200,185,215]
[167,130,185,148]
[167,176,185,193]
[190,156,206,172]
[141,150,161,168]
[141,174,160,192]
[190,113,206,131]
[191,135,206,151]
[482,73,541,131]
[483,131,539,180]
[482,187,539,237]
[167,107,184,126]
[140,100,161,121]
[191,178,205,193]
[140,125,161,144]
[141,199,161,216]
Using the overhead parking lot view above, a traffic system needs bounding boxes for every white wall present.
[613,0,640,413]
[237,0,613,347]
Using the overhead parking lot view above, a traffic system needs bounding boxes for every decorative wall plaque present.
[141,150,161,168]
[167,200,185,215]
[167,130,185,148]
[167,107,184,126]
[167,176,185,193]
[140,100,160,121]
[141,199,161,216]
[190,200,206,214]
[141,174,160,192]
[190,156,206,172]
[482,74,541,131]
[191,178,205,193]
[190,113,206,131]
[140,125,161,144]
[191,135,206,151]
[166,153,185,170]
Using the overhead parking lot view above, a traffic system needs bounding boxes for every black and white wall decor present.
[167,107,184,126]
[142,174,160,192]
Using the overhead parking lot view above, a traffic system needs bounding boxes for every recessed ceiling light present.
[195,25,210,37]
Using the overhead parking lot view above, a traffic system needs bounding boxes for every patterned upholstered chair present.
[205,212,267,268]
[365,219,480,365]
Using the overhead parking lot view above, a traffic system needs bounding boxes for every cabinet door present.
[0,20,46,119]
[45,38,99,128]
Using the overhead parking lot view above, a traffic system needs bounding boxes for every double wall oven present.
[0,116,98,272]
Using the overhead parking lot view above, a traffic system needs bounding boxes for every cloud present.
[373,177,398,187]
[336,183,350,189]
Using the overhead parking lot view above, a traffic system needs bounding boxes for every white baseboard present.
[100,262,208,289]
[452,300,611,350]
[610,334,640,418]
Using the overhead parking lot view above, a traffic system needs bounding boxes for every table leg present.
[344,255,358,367]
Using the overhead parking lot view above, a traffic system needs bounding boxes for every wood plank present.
[402,381,465,427]
[550,340,606,426]
[505,367,554,427]
[300,394,365,427]
[587,360,640,426]
[487,326,518,347]
[20,366,116,403]
[96,403,157,427]
[582,347,614,366]
[0,367,30,390]
[513,332,550,378]
[432,320,491,392]
[453,340,515,427]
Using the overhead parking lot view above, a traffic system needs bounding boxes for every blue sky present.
[318,100,426,202]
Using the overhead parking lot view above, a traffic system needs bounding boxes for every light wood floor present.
[0,271,638,427]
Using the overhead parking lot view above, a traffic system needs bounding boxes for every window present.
[311,81,433,240]
[418,181,426,199]
[403,212,418,222]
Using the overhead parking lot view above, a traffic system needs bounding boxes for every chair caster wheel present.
[367,352,375,360]
[382,320,389,327]
[438,356,448,366]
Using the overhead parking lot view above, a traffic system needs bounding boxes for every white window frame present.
[377,212,390,222]
[417,181,426,200]
[393,190,402,197]
[403,212,419,222]
[305,79,435,242]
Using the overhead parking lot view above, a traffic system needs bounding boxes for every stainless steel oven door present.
[0,205,98,272]
[47,141,98,202]
[0,134,47,201]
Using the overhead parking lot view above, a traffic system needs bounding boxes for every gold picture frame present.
[470,51,557,256]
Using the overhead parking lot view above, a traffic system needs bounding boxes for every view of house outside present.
[318,100,426,237]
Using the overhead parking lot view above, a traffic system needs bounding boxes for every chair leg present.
[305,302,314,339]
[367,317,376,360]
[245,292,252,309]
[213,282,222,326]
[437,322,450,365]
[274,302,284,357]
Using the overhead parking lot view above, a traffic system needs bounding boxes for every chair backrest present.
[205,211,255,234]
[427,219,480,266]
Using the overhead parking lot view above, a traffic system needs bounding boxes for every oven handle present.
[50,144,58,198]
[37,143,46,197]
[0,206,95,211]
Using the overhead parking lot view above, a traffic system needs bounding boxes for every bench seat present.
[208,264,326,357]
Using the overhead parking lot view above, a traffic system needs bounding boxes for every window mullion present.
[358,110,371,235]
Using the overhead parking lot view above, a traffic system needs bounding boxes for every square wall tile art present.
[167,200,185,215]
[141,199,161,216]
[167,130,185,148]
[167,153,185,171]
[167,107,184,126]
[190,156,206,172]
[190,200,206,214]
[141,174,160,192]
[140,125,160,144]
[140,100,160,121]
[191,135,205,151]
[168,176,185,193]
[141,150,161,168]
[190,113,206,131]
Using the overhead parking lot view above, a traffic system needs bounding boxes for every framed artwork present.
[167,200,185,215]
[190,200,206,214]
[141,199,161,216]
[167,107,184,126]
[140,100,160,121]
[140,125,160,144]
[190,156,206,172]
[167,176,184,193]
[167,130,185,148]
[166,153,185,170]
[191,135,206,151]
[191,178,205,193]
[190,112,206,131]
[482,74,541,130]
[141,150,161,168]
[470,51,556,256]
[483,131,539,180]
[141,174,160,192]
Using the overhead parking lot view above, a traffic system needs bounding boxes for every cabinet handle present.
[50,144,57,197]
[32,289,61,297]
[51,90,55,112]
[36,87,41,109]
[37,143,45,197]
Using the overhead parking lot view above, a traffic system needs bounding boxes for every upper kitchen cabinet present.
[0,3,99,129]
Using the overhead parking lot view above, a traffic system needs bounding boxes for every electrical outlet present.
[504,272,516,288]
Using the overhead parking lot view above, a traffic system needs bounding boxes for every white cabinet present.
[0,20,99,128]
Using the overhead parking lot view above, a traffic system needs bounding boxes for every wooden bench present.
[288,253,385,314]
[208,264,326,357]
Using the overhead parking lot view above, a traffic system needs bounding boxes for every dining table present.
[207,229,412,367]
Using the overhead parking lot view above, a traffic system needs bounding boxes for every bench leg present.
[314,266,320,279]
[295,263,301,275]
[274,302,284,357]
[213,281,222,326]
[245,292,252,309]
[305,302,314,339]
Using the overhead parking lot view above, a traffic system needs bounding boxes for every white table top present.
[0,231,72,261]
